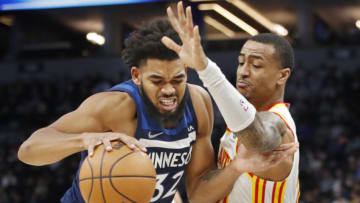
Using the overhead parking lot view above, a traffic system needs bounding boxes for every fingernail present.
[130,144,135,148]
[142,147,147,152]
[89,152,93,157]
[106,146,112,151]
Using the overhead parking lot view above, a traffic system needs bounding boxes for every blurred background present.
[1,0,360,202]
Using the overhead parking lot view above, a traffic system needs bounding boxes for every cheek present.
[175,84,186,99]
[143,84,160,102]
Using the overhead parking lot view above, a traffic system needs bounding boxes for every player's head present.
[122,18,188,128]
[236,33,294,108]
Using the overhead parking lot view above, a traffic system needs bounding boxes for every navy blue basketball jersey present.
[61,80,197,203]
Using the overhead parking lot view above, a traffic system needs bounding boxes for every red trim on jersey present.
[271,182,277,203]
[272,112,295,137]
[278,181,286,203]
[248,172,254,177]
[265,101,290,111]
[255,177,260,203]
[262,180,267,203]
[235,138,239,153]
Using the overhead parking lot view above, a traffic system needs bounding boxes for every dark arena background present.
[1,0,360,202]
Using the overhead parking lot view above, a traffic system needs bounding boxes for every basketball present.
[79,141,156,203]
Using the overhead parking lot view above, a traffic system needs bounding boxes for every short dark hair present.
[121,18,181,68]
[248,33,294,70]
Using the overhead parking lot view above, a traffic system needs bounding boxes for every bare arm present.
[18,91,145,166]
[235,111,285,152]
[183,86,244,202]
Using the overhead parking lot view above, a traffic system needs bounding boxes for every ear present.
[131,67,141,85]
[277,68,291,85]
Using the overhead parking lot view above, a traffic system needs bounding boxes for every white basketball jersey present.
[217,102,300,203]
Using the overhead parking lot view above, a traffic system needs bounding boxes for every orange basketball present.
[79,141,156,203]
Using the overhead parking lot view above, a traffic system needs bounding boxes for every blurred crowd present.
[288,60,360,203]
[1,54,360,203]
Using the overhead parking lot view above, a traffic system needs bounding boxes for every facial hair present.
[139,83,189,129]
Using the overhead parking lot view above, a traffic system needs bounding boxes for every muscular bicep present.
[50,92,134,134]
[243,112,296,181]
[234,111,288,152]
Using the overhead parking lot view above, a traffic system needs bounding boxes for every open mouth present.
[159,97,178,112]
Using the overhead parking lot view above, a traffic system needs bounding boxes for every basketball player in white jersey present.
[163,2,300,203]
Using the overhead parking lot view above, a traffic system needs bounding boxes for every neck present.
[252,90,284,111]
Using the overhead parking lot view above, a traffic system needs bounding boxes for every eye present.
[171,80,183,85]
[238,62,244,66]
[152,80,162,85]
[252,64,261,68]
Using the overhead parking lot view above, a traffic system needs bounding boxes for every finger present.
[167,7,181,34]
[127,141,136,150]
[194,26,202,50]
[268,153,287,166]
[103,137,112,152]
[167,7,186,41]
[285,143,299,155]
[134,141,147,152]
[177,1,186,30]
[186,6,194,37]
[274,142,297,151]
[120,136,136,149]
[88,144,95,157]
[162,36,182,53]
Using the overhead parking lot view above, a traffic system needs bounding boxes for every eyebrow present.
[149,74,163,79]
[148,73,185,79]
[239,53,264,60]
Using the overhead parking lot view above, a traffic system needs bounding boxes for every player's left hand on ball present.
[84,132,147,157]
[115,133,147,153]
[233,142,299,173]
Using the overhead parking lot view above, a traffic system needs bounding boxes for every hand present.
[231,142,299,174]
[162,1,208,71]
[82,132,147,157]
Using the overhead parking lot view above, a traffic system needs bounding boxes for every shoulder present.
[188,84,211,104]
[78,91,136,118]
[188,84,213,136]
[267,104,296,143]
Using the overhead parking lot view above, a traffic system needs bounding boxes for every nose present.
[161,83,175,96]
[237,63,250,78]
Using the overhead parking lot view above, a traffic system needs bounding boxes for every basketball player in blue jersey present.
[18,17,297,203]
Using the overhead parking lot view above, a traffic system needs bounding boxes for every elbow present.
[18,141,45,166]
[18,141,31,164]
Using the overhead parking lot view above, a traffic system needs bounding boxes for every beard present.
[139,83,189,129]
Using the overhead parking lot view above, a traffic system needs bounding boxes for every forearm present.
[18,126,85,166]
[197,59,256,132]
[235,112,282,152]
[188,165,241,203]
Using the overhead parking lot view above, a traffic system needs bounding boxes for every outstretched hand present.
[162,1,208,71]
